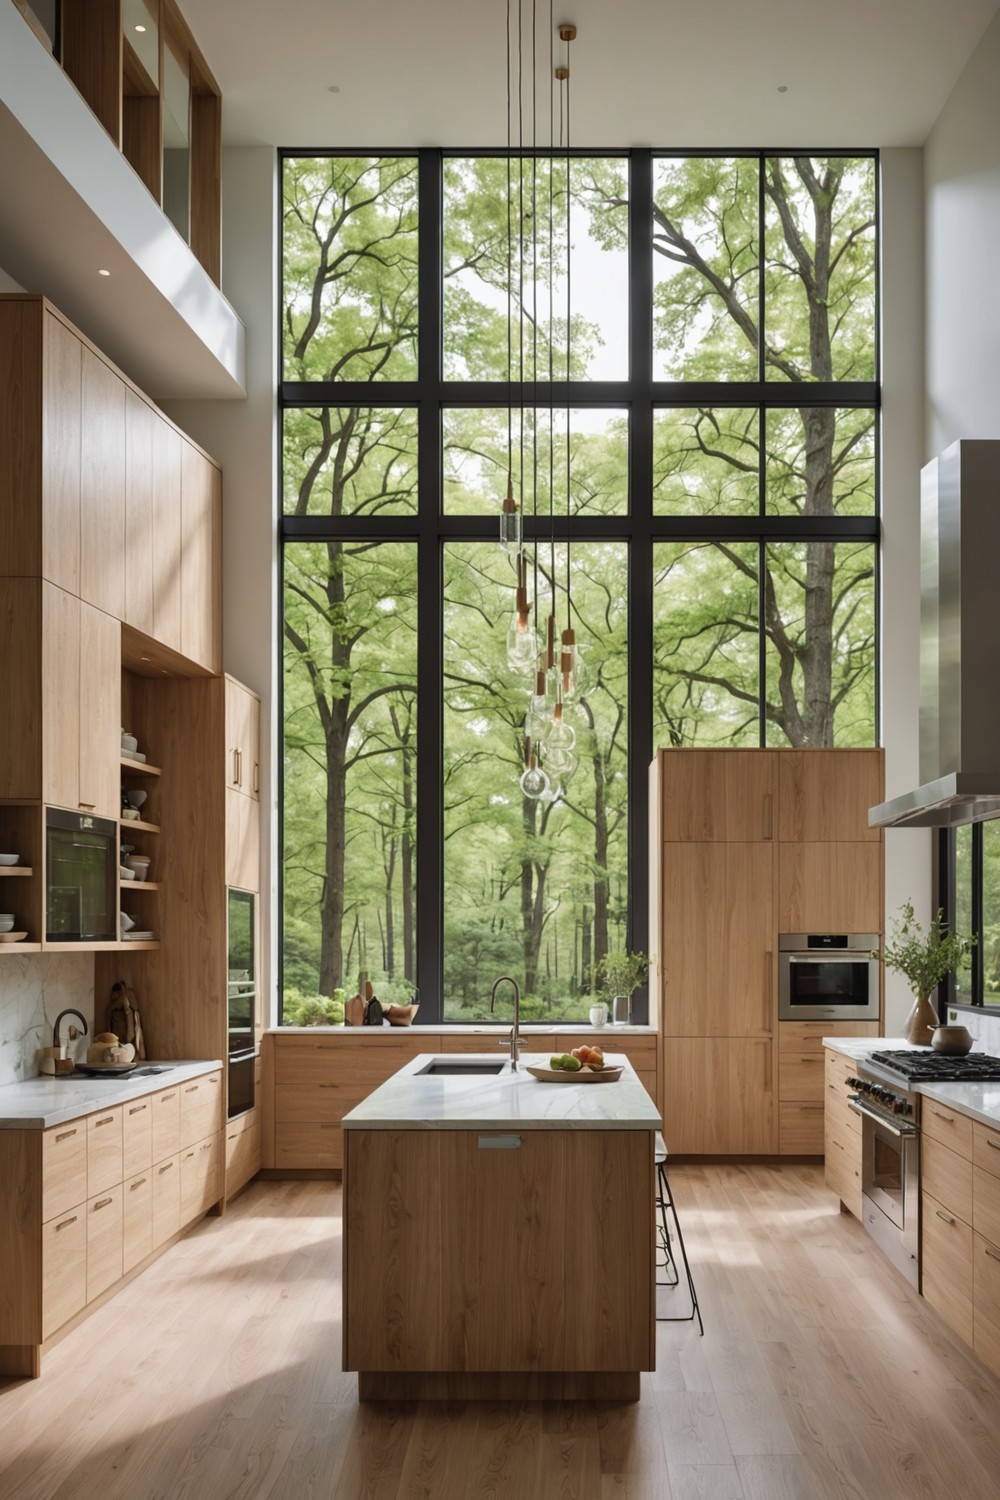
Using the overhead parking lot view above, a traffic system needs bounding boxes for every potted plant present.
[595,949,649,1026]
[877,901,975,1045]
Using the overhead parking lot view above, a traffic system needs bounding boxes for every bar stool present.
[654,1132,703,1335]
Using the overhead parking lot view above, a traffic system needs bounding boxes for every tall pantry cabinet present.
[652,748,884,1156]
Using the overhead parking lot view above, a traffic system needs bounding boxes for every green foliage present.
[283,987,346,1026]
[595,950,649,1000]
[877,902,976,1003]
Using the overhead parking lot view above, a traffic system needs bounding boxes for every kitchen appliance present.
[45,808,116,941]
[227,888,257,1118]
[847,1048,1000,1289]
[778,933,880,1022]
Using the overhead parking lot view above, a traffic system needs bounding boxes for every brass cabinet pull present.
[797,1057,822,1064]
[930,1109,954,1123]
[158,1162,174,1174]
[94,1197,113,1211]
[185,1086,198,1094]
[131,1178,148,1190]
[935,1209,955,1225]
[95,1115,114,1127]
[160,1092,176,1104]
[55,1129,78,1142]
[55,1215,78,1231]
[985,1245,1000,1264]
[129,1104,147,1115]
[318,1082,337,1089]
[799,1104,824,1112]
[183,1151,195,1160]
[986,1136,1000,1151]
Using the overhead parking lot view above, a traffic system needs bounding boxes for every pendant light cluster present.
[501,6,586,803]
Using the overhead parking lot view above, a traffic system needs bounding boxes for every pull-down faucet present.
[490,976,521,1070]
[53,1009,88,1050]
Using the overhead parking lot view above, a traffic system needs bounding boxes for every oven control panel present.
[847,1076,914,1116]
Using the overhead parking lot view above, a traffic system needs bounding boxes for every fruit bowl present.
[526,1064,623,1084]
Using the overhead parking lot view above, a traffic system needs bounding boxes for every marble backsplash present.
[946,1005,1000,1053]
[0,955,95,1086]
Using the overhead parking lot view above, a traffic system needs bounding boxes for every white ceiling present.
[185,0,999,149]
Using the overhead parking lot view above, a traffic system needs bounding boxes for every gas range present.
[865,1048,1000,1084]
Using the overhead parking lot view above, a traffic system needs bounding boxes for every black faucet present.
[53,1009,89,1050]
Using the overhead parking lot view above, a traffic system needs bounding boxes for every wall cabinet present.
[225,676,261,801]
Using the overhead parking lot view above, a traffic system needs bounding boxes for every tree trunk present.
[383,833,396,981]
[401,730,415,981]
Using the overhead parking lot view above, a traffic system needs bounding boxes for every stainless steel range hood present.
[870,440,1000,829]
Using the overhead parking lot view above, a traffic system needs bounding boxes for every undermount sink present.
[417,1059,507,1077]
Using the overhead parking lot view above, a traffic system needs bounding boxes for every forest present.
[280,152,877,1023]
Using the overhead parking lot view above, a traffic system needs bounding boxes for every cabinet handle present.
[185,1086,198,1094]
[131,1178,148,1190]
[184,1151,195,1160]
[158,1162,174,1175]
[935,1209,955,1225]
[763,792,773,840]
[94,1197,113,1212]
[129,1104,147,1115]
[95,1115,115,1127]
[253,762,259,795]
[986,1137,1000,1151]
[234,748,243,786]
[318,1082,337,1089]
[764,952,772,1031]
[160,1093,176,1104]
[55,1129,78,1143]
[55,1215,78,1231]
[797,1057,822,1065]
[478,1135,522,1150]
[799,1104,824,1113]
[930,1109,955,1124]
[78,801,96,811]
[985,1245,1000,1264]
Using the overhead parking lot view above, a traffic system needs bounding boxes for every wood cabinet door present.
[180,443,221,671]
[79,349,125,621]
[662,1038,775,1154]
[777,750,884,843]
[86,1184,123,1302]
[41,582,81,811]
[151,419,182,652]
[42,1203,87,1340]
[661,750,776,842]
[78,600,120,819]
[663,842,774,1035]
[41,311,82,598]
[777,842,882,934]
[225,785,259,891]
[124,389,155,636]
[225,677,259,798]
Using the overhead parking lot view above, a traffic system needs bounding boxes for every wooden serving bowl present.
[385,1003,419,1027]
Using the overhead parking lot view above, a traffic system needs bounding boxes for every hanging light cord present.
[506,0,512,478]
[548,0,556,627]
[564,28,572,629]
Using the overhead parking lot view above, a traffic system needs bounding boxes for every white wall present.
[925,8,1000,452]
[162,147,278,1024]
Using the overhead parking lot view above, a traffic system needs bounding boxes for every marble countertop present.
[342,1052,662,1132]
[0,1059,223,1129]
[823,1035,1000,1130]
[269,1023,656,1037]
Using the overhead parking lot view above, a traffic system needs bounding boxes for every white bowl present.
[126,856,151,875]
[0,853,19,866]
[121,733,138,753]
[120,866,136,880]
[119,911,135,932]
[121,808,140,821]
[125,790,147,811]
[0,918,15,933]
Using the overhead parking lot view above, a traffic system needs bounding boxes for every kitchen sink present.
[417,1060,507,1076]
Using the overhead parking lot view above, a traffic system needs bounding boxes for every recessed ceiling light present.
[327,84,341,94]
[777,84,788,93]
[135,22,146,32]
[98,268,111,277]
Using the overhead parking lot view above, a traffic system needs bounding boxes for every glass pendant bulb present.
[520,753,550,800]
[547,697,576,754]
[506,612,538,678]
[525,669,550,741]
[560,628,587,699]
[545,744,577,780]
[500,475,522,553]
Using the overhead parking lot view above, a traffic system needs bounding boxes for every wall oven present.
[45,808,117,941]
[778,933,880,1022]
[227,888,256,1119]
[849,1068,920,1290]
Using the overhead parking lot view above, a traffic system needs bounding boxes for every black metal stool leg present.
[655,1160,704,1335]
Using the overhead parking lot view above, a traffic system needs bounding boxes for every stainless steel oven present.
[778,933,880,1022]
[848,1063,920,1289]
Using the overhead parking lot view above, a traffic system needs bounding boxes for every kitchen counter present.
[823,1035,1000,1129]
[342,1051,661,1132]
[269,1023,656,1036]
[0,1059,223,1129]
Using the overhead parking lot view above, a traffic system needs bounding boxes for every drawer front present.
[179,1072,222,1150]
[781,1023,879,1055]
[923,1100,973,1156]
[973,1122,1000,1182]
[922,1134,973,1225]
[226,1114,262,1195]
[824,1125,862,1216]
[779,1053,826,1101]
[973,1165,1000,1249]
[42,1121,88,1221]
[180,1132,222,1225]
[123,1096,153,1179]
[275,1120,342,1170]
[151,1155,181,1248]
[86,1185,123,1302]
[41,1203,87,1339]
[923,1190,974,1346]
[973,1231,1000,1380]
[273,1038,415,1088]
[123,1168,153,1273]
[151,1087,181,1162]
[780,1101,825,1154]
[87,1107,123,1196]
[275,1080,351,1124]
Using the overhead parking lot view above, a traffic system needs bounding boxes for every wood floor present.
[2,1163,999,1499]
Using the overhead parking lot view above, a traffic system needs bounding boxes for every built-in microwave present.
[777,933,880,1022]
[45,808,117,942]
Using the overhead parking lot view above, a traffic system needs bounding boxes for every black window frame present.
[278,146,882,1026]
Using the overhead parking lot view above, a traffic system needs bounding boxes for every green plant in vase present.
[595,949,649,1025]
[877,901,975,1046]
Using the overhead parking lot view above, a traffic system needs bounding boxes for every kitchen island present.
[342,1052,661,1402]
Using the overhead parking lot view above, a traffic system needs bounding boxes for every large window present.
[280,151,879,1024]
[941,823,1000,1009]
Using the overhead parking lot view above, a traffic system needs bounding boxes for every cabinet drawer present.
[824,1127,862,1216]
[179,1132,222,1225]
[123,1168,153,1273]
[179,1072,222,1150]
[922,1135,973,1225]
[273,1038,340,1086]
[151,1087,181,1162]
[781,1022,879,1054]
[275,1120,342,1170]
[780,1101,825,1154]
[226,1113,261,1195]
[151,1155,180,1248]
[923,1100,973,1156]
[42,1121,87,1221]
[86,1185,123,1302]
[922,1191,974,1346]
[123,1096,153,1179]
[973,1122,1000,1182]
[973,1232,1000,1381]
[779,1053,826,1101]
[973,1165,1000,1249]
[273,1038,413,1088]
[274,1080,352,1124]
[87,1107,123,1196]
[41,1202,87,1339]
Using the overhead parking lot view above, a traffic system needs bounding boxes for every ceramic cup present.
[589,1004,608,1028]
[0,914,14,933]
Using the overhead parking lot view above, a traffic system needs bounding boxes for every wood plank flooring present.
[1,1163,999,1498]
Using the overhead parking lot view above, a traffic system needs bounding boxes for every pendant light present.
[500,0,522,554]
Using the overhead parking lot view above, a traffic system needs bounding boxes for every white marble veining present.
[269,1023,656,1037]
[0,1059,222,1129]
[823,1034,1000,1129]
[342,1053,662,1132]
[0,953,95,1088]
[941,1006,1000,1054]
